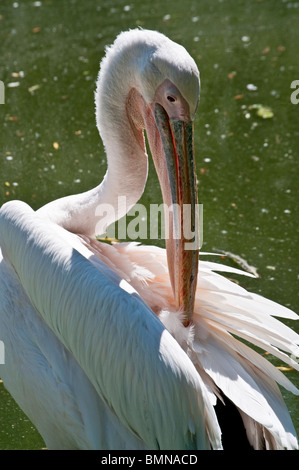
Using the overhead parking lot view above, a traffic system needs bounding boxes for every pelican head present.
[96,29,201,325]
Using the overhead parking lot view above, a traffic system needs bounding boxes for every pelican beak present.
[151,103,199,326]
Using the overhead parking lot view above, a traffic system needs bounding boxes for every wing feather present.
[0,201,221,450]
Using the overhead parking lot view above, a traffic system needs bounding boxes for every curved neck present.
[37,54,149,238]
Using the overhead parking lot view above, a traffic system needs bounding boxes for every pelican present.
[0,29,298,450]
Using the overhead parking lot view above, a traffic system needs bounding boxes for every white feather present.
[114,242,299,449]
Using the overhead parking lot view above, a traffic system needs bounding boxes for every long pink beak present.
[150,103,199,326]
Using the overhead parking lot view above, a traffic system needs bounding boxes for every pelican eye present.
[167,95,176,103]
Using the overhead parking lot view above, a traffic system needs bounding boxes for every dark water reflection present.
[0,0,298,449]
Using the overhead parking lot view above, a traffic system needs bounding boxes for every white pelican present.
[0,29,298,450]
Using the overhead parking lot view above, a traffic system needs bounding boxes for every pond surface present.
[0,0,298,449]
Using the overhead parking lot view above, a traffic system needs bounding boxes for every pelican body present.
[0,29,298,450]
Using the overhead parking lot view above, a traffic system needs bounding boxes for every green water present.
[0,0,298,450]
